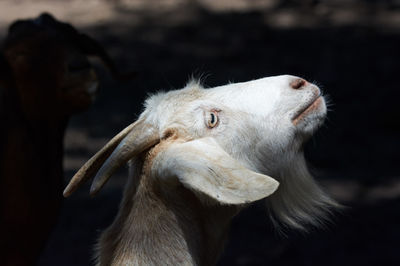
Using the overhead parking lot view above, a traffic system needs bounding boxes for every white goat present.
[64,75,337,265]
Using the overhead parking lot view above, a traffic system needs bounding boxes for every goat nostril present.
[290,78,307,90]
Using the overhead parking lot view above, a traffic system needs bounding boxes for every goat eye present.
[206,111,219,128]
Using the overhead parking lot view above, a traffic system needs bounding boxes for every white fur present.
[68,75,336,265]
[140,75,334,229]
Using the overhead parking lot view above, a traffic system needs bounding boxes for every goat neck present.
[96,137,240,266]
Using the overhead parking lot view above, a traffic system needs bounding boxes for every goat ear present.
[151,138,279,205]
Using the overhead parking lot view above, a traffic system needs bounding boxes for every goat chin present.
[66,75,338,266]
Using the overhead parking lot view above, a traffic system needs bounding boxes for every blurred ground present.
[1,0,399,265]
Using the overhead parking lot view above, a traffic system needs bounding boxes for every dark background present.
[1,0,399,265]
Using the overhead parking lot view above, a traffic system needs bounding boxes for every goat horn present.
[89,121,159,196]
[63,120,157,197]
[63,122,136,197]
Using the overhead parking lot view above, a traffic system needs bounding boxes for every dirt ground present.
[1,0,399,265]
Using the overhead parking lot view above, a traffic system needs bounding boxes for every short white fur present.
[64,74,336,266]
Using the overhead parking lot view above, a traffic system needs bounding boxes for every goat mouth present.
[292,95,323,125]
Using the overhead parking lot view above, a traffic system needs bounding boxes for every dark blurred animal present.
[0,13,130,266]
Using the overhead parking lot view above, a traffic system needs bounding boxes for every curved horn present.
[89,121,159,196]
[63,120,158,197]
[63,121,137,197]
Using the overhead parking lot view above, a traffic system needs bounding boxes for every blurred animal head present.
[1,13,128,119]
[65,75,335,230]
[0,13,137,266]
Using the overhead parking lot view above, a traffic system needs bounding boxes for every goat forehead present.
[145,75,293,128]
[205,76,290,115]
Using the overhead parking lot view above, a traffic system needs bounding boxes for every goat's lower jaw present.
[292,96,324,126]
